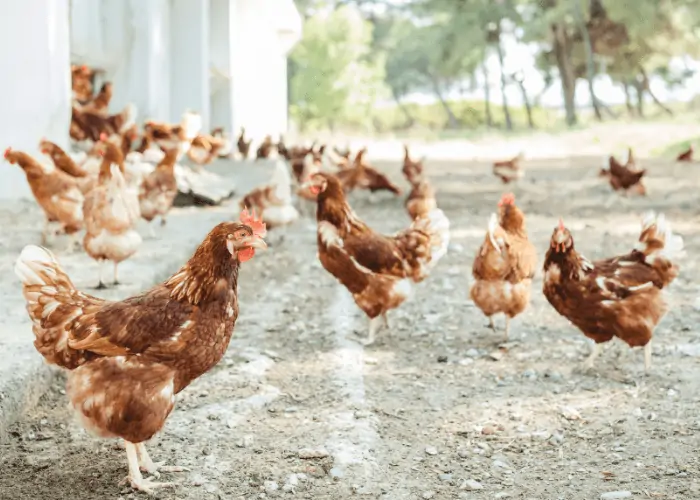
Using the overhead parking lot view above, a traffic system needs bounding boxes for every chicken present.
[71,64,94,103]
[237,127,252,159]
[405,178,437,220]
[13,210,267,493]
[187,134,227,166]
[39,139,96,195]
[600,154,646,196]
[677,145,693,162]
[336,148,401,195]
[255,135,274,160]
[71,103,138,144]
[143,111,201,158]
[240,161,299,232]
[402,144,424,185]
[302,172,449,345]
[277,135,290,160]
[139,148,179,234]
[470,193,537,340]
[83,144,143,288]
[4,148,83,247]
[542,213,683,371]
[210,127,234,158]
[82,82,113,116]
[290,147,323,184]
[493,152,524,184]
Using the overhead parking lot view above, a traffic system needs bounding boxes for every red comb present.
[3,147,11,158]
[240,207,267,237]
[99,132,108,141]
[558,218,565,230]
[81,65,88,71]
[498,192,515,207]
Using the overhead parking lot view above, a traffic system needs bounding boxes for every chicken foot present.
[583,342,602,370]
[93,260,107,290]
[357,316,383,346]
[63,232,81,254]
[136,443,189,475]
[113,262,121,286]
[124,442,175,494]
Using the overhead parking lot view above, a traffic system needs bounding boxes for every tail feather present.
[636,212,684,285]
[14,245,103,369]
[412,207,450,268]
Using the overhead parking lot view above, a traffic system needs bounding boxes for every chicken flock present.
[6,64,688,494]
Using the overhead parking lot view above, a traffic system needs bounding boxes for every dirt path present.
[2,155,700,500]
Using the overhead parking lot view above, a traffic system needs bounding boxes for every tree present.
[288,5,388,131]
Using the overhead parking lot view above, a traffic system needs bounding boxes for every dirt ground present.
[1,154,700,500]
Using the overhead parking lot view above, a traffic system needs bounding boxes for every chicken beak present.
[241,235,268,250]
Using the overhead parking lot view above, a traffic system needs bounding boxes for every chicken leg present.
[583,342,602,369]
[644,341,652,372]
[113,262,120,286]
[125,442,175,493]
[94,261,107,290]
[504,316,510,342]
[360,316,383,346]
[135,443,189,475]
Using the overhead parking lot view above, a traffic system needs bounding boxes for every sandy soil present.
[1,154,700,500]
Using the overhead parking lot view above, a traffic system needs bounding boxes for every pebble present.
[437,355,448,363]
[488,351,504,361]
[425,446,438,456]
[236,435,255,448]
[422,491,435,499]
[192,475,206,486]
[493,460,509,469]
[522,369,537,379]
[263,481,278,493]
[461,479,483,490]
[354,410,373,419]
[298,447,329,459]
[600,492,632,500]
[457,448,470,458]
[438,473,452,482]
[465,348,480,358]
[329,467,344,479]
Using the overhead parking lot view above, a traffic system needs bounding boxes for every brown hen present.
[14,210,267,493]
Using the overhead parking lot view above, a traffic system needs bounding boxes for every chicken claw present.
[129,476,176,495]
[487,317,496,331]
[125,442,177,494]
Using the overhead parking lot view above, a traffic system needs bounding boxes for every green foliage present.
[288,4,389,131]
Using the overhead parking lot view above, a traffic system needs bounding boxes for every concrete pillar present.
[209,0,236,135]
[170,0,211,129]
[0,0,71,200]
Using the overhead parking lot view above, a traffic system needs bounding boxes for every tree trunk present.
[494,26,513,131]
[573,0,602,121]
[482,62,494,127]
[552,22,577,126]
[633,79,645,117]
[512,74,535,128]
[639,67,673,116]
[391,89,414,128]
[622,80,634,116]
[428,74,460,129]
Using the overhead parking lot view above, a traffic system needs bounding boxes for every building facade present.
[0,0,301,199]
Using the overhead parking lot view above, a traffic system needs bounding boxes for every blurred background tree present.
[289,0,700,134]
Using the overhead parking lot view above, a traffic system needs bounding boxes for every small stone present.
[632,408,643,418]
[425,446,438,456]
[461,479,483,490]
[422,491,435,499]
[522,369,537,379]
[438,473,452,482]
[494,493,511,499]
[560,406,582,421]
[354,410,373,419]
[458,358,474,366]
[465,348,480,358]
[329,467,344,479]
[192,475,206,486]
[600,492,632,500]
[493,460,509,468]
[236,435,254,448]
[488,351,504,361]
[481,426,496,435]
[437,355,448,363]
[298,447,329,459]
[263,481,278,493]
[457,448,470,458]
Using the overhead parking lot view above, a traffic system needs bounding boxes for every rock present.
[494,493,511,499]
[600,492,632,499]
[488,351,504,361]
[461,479,483,490]
[437,355,448,363]
[354,410,373,419]
[457,448,470,458]
[632,408,643,418]
[560,406,582,420]
[465,348,480,358]
[493,460,509,469]
[298,447,329,459]
[521,369,537,379]
[425,446,438,456]
[329,467,344,479]
[192,475,206,486]
[438,473,452,482]
[263,481,278,493]
[173,165,235,207]
[422,491,435,499]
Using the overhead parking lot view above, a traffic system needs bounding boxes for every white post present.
[0,0,71,200]
[209,0,235,135]
[170,0,211,129]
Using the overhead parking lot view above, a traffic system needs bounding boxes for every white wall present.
[0,0,71,200]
